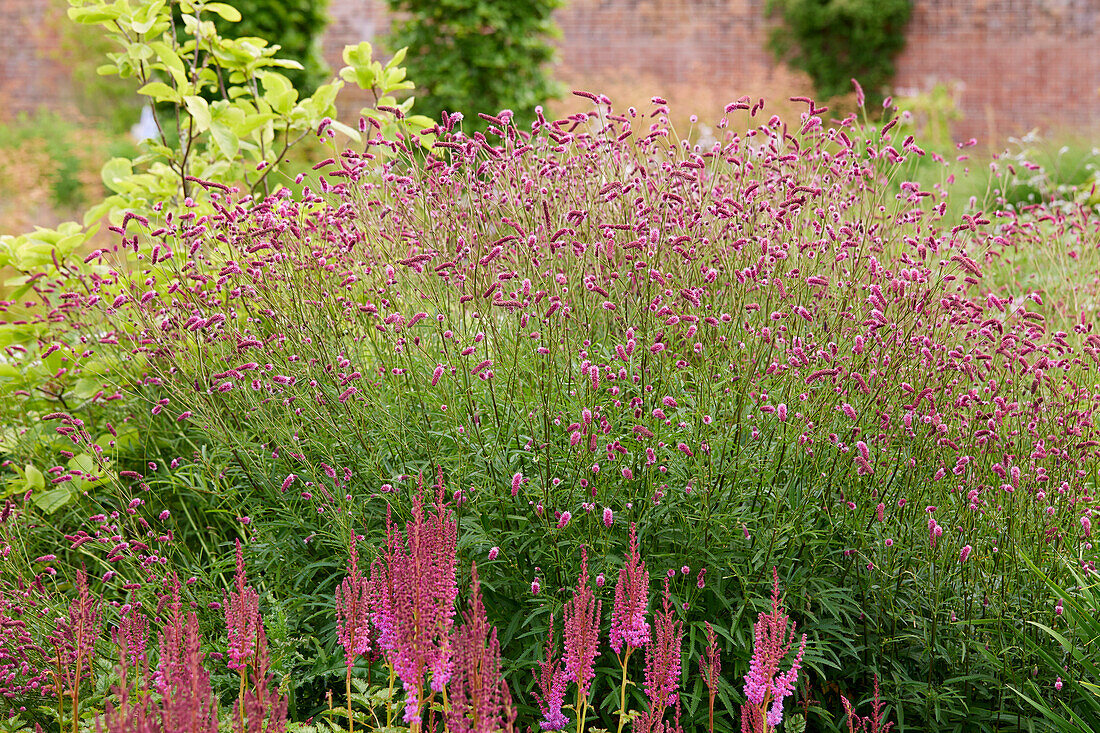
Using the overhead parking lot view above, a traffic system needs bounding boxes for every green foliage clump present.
[197,0,331,94]
[767,0,912,104]
[384,0,563,133]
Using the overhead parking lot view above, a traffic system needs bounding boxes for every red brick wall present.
[3,0,1098,142]
[0,1,74,117]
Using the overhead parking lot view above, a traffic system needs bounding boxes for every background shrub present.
[384,0,563,133]
[198,0,331,95]
[767,0,912,104]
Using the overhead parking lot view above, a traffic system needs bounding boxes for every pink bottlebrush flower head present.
[603,507,614,527]
[743,568,807,729]
[959,545,972,563]
[563,547,602,697]
[610,522,650,654]
[533,614,569,731]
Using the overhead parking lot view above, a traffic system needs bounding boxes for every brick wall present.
[3,0,1098,142]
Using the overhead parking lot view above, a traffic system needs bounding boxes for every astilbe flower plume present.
[155,576,218,733]
[611,522,650,733]
[741,569,806,733]
[225,539,260,673]
[533,614,569,731]
[371,468,458,727]
[562,547,601,733]
[841,675,894,733]
[610,523,650,655]
[232,624,288,733]
[47,567,102,733]
[643,579,683,725]
[336,530,376,732]
[445,563,514,733]
[100,607,153,733]
[699,622,721,733]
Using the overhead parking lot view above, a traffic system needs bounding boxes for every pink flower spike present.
[610,523,650,655]
[742,568,807,729]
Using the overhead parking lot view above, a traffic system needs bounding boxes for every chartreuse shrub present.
[384,0,562,134]
[767,0,911,104]
[197,0,331,95]
[0,0,430,522]
[6,91,1097,731]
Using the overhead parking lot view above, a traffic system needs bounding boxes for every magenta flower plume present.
[533,614,569,731]
[700,621,721,733]
[445,563,512,733]
[742,568,807,730]
[336,531,375,670]
[563,547,602,698]
[841,674,893,733]
[156,577,218,733]
[610,522,650,655]
[225,540,260,672]
[371,468,459,724]
[233,624,289,733]
[49,566,103,689]
[643,578,683,721]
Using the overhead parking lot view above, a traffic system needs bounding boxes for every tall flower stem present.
[346,666,354,733]
[574,684,587,733]
[386,662,396,729]
[615,648,633,733]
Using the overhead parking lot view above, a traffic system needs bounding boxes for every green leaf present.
[67,5,124,24]
[33,486,74,515]
[209,122,240,160]
[183,95,212,131]
[137,81,181,103]
[204,2,242,21]
[24,464,44,492]
[101,158,134,193]
[130,0,166,34]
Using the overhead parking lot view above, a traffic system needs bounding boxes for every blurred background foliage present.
[383,0,563,135]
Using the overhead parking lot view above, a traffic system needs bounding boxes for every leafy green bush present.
[0,0,429,529]
[189,0,331,95]
[384,0,562,133]
[767,0,911,104]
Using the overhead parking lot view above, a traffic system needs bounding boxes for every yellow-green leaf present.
[204,2,242,22]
